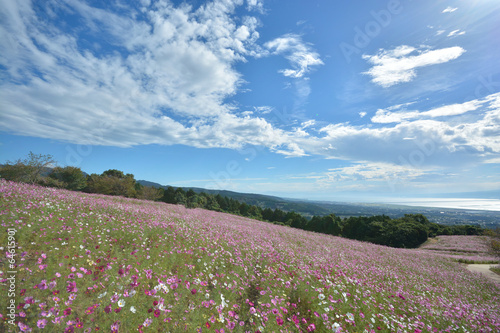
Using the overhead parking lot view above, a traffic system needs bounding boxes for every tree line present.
[0,152,485,248]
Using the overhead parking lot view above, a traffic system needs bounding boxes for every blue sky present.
[1,0,500,203]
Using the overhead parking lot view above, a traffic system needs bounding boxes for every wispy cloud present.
[371,99,482,123]
[447,29,466,37]
[442,6,458,13]
[363,45,466,87]
[264,34,323,78]
[321,162,428,183]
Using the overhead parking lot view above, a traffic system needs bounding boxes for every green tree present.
[186,189,197,199]
[215,194,229,211]
[204,195,221,211]
[85,170,137,197]
[102,169,126,178]
[248,205,262,219]
[174,188,187,205]
[262,208,274,221]
[272,209,285,223]
[323,214,342,236]
[49,166,87,191]
[162,186,176,204]
[239,202,250,216]
[137,186,163,201]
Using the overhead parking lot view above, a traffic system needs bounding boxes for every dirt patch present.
[466,264,500,284]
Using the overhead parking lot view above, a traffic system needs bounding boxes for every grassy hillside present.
[1,180,499,332]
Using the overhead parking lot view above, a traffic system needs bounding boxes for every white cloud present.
[1,0,500,176]
[436,30,446,36]
[363,45,466,87]
[254,106,274,114]
[371,98,483,123]
[246,0,264,13]
[0,0,307,154]
[447,29,466,37]
[264,34,323,78]
[313,93,500,165]
[301,120,316,128]
[442,6,458,13]
[359,112,367,118]
[484,158,500,164]
[320,162,428,183]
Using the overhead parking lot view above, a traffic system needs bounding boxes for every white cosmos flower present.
[130,306,136,313]
[118,299,126,307]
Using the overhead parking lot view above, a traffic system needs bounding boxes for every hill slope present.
[1,180,499,332]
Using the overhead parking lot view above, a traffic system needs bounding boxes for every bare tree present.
[0,152,56,184]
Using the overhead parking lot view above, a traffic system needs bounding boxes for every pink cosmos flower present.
[18,322,31,332]
[276,317,284,326]
[37,319,47,328]
[143,318,153,327]
[111,321,120,332]
[111,293,119,303]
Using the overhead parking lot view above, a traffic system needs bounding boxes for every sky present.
[1,0,500,206]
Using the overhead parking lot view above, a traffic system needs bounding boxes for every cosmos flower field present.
[419,235,499,264]
[1,180,499,332]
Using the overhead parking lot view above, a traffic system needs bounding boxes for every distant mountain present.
[137,179,500,228]
[137,180,334,216]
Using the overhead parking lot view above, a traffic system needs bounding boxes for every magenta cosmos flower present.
[66,281,77,293]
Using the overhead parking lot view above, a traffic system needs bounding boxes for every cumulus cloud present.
[303,92,500,167]
[264,34,323,78]
[0,0,310,155]
[363,45,466,87]
[246,0,264,13]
